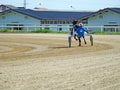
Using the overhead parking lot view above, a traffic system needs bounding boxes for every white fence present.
[0,24,120,32]
[86,26,120,32]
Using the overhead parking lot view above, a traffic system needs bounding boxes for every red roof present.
[34,7,48,10]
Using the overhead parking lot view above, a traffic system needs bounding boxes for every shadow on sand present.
[51,46,69,49]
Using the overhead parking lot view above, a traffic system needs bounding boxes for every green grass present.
[0,30,28,33]
[0,29,69,34]
[31,29,54,33]
[0,29,120,35]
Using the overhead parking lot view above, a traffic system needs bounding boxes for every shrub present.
[31,29,54,33]
[92,30,120,35]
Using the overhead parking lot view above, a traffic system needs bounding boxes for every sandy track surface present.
[0,33,120,90]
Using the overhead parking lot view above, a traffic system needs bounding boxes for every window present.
[92,15,95,17]
[99,15,103,19]
[59,21,63,24]
[54,21,57,24]
[104,25,119,32]
[7,23,24,30]
[108,22,116,24]
[44,20,49,24]
[24,16,28,19]
[44,25,50,30]
[105,11,108,12]
[66,21,70,24]
[58,25,62,31]
[2,15,6,19]
[82,19,88,24]
[63,21,66,24]
[50,20,53,24]
[41,20,45,24]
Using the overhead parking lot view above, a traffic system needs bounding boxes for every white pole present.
[101,26,103,32]
[24,0,26,9]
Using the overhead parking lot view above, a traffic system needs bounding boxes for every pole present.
[24,0,26,9]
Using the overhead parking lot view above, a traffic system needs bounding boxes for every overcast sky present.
[0,0,120,11]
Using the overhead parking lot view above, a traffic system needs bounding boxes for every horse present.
[68,28,93,47]
[74,31,93,46]
[68,21,93,47]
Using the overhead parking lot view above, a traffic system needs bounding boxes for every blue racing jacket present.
[76,26,87,37]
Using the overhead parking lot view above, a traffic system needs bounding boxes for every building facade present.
[0,5,92,32]
[0,5,120,32]
[82,8,120,32]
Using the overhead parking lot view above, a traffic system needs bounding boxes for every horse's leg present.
[78,37,81,46]
[83,36,87,44]
[74,34,78,40]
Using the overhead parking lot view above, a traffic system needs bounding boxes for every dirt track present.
[0,33,120,90]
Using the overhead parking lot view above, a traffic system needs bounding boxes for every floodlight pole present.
[24,0,26,9]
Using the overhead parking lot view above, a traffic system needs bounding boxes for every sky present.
[0,0,120,11]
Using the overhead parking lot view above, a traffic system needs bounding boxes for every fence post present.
[18,24,19,32]
[11,26,13,32]
[34,25,36,31]
[101,26,103,32]
[115,27,116,32]
[27,26,28,32]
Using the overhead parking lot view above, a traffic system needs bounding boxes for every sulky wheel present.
[68,36,71,48]
[90,35,93,46]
